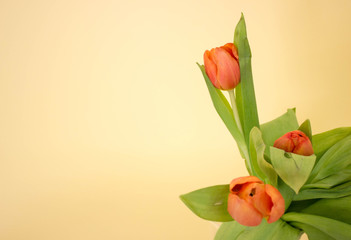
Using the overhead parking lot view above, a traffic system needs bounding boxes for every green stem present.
[228,90,252,174]
[228,90,243,136]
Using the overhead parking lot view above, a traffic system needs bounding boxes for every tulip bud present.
[203,43,240,90]
[227,176,285,226]
[273,130,314,156]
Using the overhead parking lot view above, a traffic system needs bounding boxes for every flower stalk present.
[228,89,243,136]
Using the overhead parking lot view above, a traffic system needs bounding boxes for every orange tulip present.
[273,130,314,156]
[227,176,285,226]
[203,43,240,90]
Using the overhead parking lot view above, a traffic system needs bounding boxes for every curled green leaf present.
[270,147,316,193]
[249,127,277,186]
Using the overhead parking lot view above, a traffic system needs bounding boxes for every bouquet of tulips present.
[180,14,351,240]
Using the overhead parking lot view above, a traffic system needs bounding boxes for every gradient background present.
[1,0,351,239]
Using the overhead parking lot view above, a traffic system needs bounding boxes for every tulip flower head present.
[204,43,240,90]
[273,130,314,156]
[227,176,285,226]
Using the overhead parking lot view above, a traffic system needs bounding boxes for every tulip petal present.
[265,184,285,223]
[203,43,241,90]
[228,193,263,226]
[222,43,239,60]
[229,176,262,194]
[204,50,220,89]
[221,43,234,58]
[251,184,273,217]
[274,136,294,153]
[294,138,314,156]
[213,47,240,90]
[274,130,314,156]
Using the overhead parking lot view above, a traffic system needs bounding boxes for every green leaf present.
[287,199,319,213]
[297,135,351,200]
[298,119,312,143]
[249,127,277,186]
[278,177,296,210]
[197,63,249,165]
[214,221,247,240]
[270,147,316,193]
[303,164,351,189]
[215,220,301,240]
[288,197,351,239]
[312,127,351,160]
[300,195,351,225]
[260,109,299,158]
[282,212,351,240]
[308,135,351,184]
[179,185,233,222]
[233,13,260,147]
[291,222,334,240]
[294,181,351,201]
[237,220,301,240]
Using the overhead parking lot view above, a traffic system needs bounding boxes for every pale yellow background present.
[1,0,351,239]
